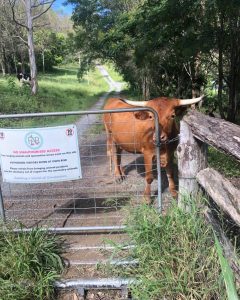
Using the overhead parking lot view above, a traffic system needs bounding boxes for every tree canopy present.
[67,0,240,122]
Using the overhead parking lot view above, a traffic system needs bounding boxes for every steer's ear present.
[133,111,153,120]
[175,106,188,117]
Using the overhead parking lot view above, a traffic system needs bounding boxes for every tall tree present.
[8,0,55,95]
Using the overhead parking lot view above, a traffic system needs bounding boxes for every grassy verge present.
[0,64,108,127]
[208,147,240,178]
[37,65,108,112]
[116,197,228,299]
[214,234,239,300]
[0,225,64,300]
[103,62,124,82]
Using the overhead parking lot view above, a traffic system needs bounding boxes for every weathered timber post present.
[177,119,207,209]
[197,168,240,226]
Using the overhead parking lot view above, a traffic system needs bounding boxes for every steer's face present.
[151,99,180,139]
[132,99,180,142]
[125,96,203,143]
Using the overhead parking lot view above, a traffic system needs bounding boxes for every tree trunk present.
[142,74,150,100]
[0,52,6,76]
[191,55,201,98]
[78,52,81,67]
[0,60,5,76]
[42,49,45,73]
[227,19,240,122]
[20,50,25,73]
[0,46,6,76]
[26,0,38,95]
[217,12,225,119]
[13,54,18,75]
[6,59,11,74]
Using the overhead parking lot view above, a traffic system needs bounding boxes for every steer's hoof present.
[115,176,123,183]
[121,174,126,181]
[115,174,126,183]
[143,195,153,205]
[170,189,178,199]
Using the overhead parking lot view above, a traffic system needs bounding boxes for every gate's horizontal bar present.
[0,107,158,119]
[54,277,135,289]
[12,225,126,234]
[69,245,135,251]
[68,259,138,266]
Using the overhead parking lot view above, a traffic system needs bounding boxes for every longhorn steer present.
[103,96,203,203]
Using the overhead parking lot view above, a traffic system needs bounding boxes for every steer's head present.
[122,95,203,143]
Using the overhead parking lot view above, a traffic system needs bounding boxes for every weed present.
[0,225,64,300]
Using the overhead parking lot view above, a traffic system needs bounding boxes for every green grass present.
[214,234,239,300]
[119,196,227,300]
[103,62,124,82]
[0,225,64,300]
[0,64,109,127]
[38,65,108,112]
[208,147,240,178]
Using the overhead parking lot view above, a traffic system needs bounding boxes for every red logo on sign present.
[66,128,74,136]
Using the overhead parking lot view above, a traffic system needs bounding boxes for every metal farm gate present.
[0,108,163,233]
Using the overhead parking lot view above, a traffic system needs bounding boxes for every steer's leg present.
[106,132,113,174]
[166,163,177,198]
[104,121,114,175]
[112,144,124,183]
[143,152,154,204]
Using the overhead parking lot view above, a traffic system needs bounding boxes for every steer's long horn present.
[121,98,148,106]
[178,95,204,106]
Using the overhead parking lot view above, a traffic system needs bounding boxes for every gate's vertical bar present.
[156,145,161,212]
[0,184,6,222]
[153,110,162,213]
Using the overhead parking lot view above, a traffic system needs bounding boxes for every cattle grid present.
[0,108,164,233]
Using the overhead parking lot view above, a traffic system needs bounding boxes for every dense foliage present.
[67,0,240,122]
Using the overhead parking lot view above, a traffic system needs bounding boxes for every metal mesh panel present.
[0,108,166,231]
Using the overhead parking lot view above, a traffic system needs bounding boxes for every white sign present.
[0,125,82,183]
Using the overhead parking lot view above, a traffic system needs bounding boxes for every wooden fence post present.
[177,120,207,208]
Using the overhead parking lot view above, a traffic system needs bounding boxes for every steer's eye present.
[171,114,175,119]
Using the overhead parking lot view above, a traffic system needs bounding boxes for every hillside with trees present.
[0,1,109,118]
[0,0,73,94]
